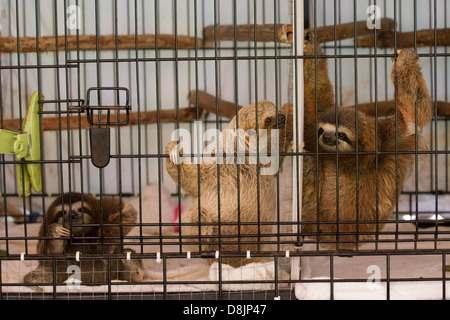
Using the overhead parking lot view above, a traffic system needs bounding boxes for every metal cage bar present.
[0,0,449,301]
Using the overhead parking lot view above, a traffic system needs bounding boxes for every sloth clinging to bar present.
[23,192,144,287]
[282,32,433,249]
[165,100,293,266]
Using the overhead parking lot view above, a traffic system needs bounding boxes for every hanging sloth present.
[282,31,433,249]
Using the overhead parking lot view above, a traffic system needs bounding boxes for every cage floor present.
[0,219,292,295]
[1,289,297,300]
[2,217,450,299]
[297,222,450,300]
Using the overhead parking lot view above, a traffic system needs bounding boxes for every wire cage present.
[0,0,449,301]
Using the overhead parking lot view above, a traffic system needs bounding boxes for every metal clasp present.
[81,87,131,168]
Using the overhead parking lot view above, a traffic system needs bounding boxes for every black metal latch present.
[76,87,131,168]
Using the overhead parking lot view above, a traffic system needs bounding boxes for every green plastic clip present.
[0,130,29,158]
[0,91,43,196]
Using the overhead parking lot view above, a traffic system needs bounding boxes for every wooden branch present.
[357,29,450,48]
[0,199,23,217]
[0,34,212,53]
[188,90,242,119]
[437,101,450,118]
[348,100,450,118]
[1,107,198,131]
[203,24,293,43]
[202,19,394,44]
[312,18,395,43]
[0,19,395,53]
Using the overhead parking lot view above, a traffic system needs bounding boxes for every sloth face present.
[317,122,355,152]
[53,201,94,235]
[224,100,289,155]
[263,113,286,130]
[230,100,286,132]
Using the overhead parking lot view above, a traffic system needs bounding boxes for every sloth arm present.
[165,140,203,198]
[98,197,137,254]
[303,31,335,151]
[37,224,68,255]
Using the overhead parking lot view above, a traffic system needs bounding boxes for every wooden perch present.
[357,28,450,48]
[0,199,40,223]
[0,34,212,53]
[203,19,394,44]
[0,199,24,217]
[437,101,450,118]
[188,90,242,119]
[1,107,198,131]
[349,100,450,118]
[203,24,293,43]
[0,19,396,53]
[311,18,395,43]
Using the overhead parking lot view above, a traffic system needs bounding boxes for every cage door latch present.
[78,87,131,168]
[90,127,111,168]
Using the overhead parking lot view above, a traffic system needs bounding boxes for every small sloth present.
[165,101,293,266]
[281,32,433,249]
[23,192,144,287]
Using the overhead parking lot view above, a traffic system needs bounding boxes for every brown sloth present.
[165,101,293,266]
[23,192,144,288]
[282,32,433,249]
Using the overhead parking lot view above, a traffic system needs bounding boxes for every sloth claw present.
[30,285,43,292]
[50,224,71,238]
[59,227,71,237]
[170,146,182,165]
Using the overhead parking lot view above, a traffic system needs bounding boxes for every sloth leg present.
[22,265,53,288]
[22,260,71,289]
[381,49,432,157]
[391,49,433,135]
[373,48,433,191]
[178,201,219,255]
[116,249,145,282]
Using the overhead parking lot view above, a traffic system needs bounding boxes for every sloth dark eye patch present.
[337,132,352,145]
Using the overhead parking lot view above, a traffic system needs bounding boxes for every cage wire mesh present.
[0,0,449,301]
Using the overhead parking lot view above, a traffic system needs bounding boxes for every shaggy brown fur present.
[282,32,433,249]
[165,101,293,266]
[23,192,144,287]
